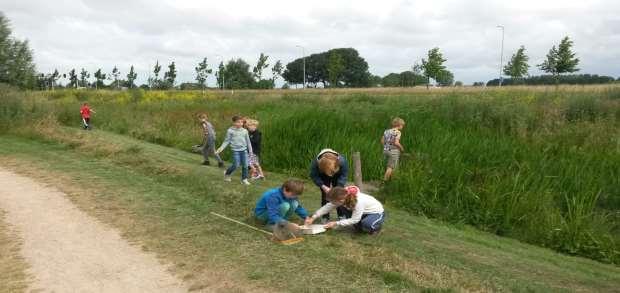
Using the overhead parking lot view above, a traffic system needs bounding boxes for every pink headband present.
[346,186,360,197]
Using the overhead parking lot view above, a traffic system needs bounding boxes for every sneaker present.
[242,179,251,185]
[202,161,210,166]
[224,174,232,182]
[218,162,225,168]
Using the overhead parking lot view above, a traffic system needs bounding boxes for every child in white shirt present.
[305,186,385,235]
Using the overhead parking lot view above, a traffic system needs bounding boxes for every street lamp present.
[497,25,505,87]
[216,54,225,90]
[296,45,306,89]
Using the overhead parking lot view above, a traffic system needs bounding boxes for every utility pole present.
[216,54,225,90]
[497,25,505,87]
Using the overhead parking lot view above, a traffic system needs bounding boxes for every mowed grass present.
[0,126,618,292]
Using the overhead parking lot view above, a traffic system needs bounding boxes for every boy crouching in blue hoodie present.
[255,180,308,229]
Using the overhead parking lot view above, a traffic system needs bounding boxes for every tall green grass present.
[2,86,619,264]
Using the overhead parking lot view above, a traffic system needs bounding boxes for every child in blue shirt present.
[255,180,308,228]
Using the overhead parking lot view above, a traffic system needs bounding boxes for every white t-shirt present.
[313,192,384,227]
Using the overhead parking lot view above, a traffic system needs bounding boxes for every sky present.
[2,0,619,86]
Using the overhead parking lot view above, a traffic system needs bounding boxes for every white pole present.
[497,25,505,87]
[216,54,225,90]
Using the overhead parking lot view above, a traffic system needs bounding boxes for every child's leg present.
[359,212,386,233]
[383,167,393,181]
[279,201,295,220]
[240,151,249,180]
[201,141,210,164]
[225,151,241,175]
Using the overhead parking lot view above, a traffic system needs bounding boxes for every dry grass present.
[0,210,30,293]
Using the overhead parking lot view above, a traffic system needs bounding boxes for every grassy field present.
[0,125,619,292]
[1,86,619,265]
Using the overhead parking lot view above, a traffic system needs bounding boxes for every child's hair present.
[282,179,304,195]
[198,113,208,120]
[392,117,405,127]
[245,119,259,127]
[318,153,340,176]
[232,115,242,122]
[326,186,357,209]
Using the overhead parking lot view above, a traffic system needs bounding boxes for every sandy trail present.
[0,167,188,292]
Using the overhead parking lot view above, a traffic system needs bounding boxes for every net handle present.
[210,212,273,236]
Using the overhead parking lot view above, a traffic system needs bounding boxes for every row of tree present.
[501,36,580,84]
[486,74,618,86]
[2,11,617,91]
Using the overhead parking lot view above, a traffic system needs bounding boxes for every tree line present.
[1,11,618,91]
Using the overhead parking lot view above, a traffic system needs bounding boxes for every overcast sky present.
[2,0,619,86]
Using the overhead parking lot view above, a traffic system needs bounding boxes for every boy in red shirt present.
[80,102,96,130]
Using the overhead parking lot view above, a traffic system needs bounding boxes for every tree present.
[79,68,89,88]
[68,69,78,88]
[195,57,212,91]
[149,61,161,89]
[93,68,106,89]
[538,36,579,84]
[0,13,37,89]
[436,70,454,86]
[50,69,59,90]
[271,60,283,86]
[555,36,580,74]
[126,65,137,89]
[327,51,345,87]
[283,48,370,88]
[215,61,225,89]
[421,47,447,89]
[223,58,254,89]
[503,46,529,83]
[111,66,121,89]
[252,53,269,81]
[163,61,177,89]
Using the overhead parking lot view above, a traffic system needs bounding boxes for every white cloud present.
[2,0,619,85]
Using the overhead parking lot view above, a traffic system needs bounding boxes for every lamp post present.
[296,45,305,89]
[497,25,505,87]
[216,54,225,90]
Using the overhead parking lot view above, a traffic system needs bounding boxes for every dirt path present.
[0,167,188,292]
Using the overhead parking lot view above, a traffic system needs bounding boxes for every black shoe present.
[218,162,225,168]
[202,161,210,166]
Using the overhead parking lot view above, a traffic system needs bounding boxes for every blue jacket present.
[254,188,308,224]
[309,152,348,188]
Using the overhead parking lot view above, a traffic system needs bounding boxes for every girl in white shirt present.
[305,186,385,235]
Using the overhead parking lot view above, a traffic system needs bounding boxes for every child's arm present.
[336,156,349,187]
[394,134,404,152]
[380,135,385,145]
[215,129,232,154]
[312,203,335,219]
[245,131,253,155]
[294,203,309,221]
[90,109,96,114]
[309,160,327,189]
[335,204,363,227]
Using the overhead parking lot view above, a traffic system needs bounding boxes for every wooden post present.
[353,151,363,190]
